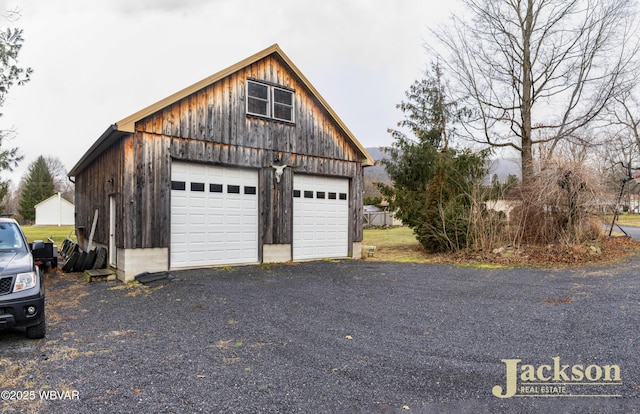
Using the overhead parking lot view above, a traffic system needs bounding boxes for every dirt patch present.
[541,297,575,305]
[45,272,90,325]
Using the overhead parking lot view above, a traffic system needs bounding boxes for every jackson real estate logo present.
[492,357,622,398]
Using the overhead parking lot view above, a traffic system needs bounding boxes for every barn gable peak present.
[115,44,373,165]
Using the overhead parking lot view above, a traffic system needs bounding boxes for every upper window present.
[246,80,294,123]
[272,87,294,122]
[247,81,269,117]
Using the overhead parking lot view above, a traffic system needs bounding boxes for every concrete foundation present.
[351,242,363,260]
[116,248,169,282]
[262,244,293,263]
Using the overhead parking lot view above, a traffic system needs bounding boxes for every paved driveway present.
[614,225,640,241]
[1,259,639,413]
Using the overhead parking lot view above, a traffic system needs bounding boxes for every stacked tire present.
[60,238,108,273]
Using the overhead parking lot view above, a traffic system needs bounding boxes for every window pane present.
[248,97,268,116]
[171,181,186,191]
[273,88,292,104]
[273,103,293,121]
[247,81,269,116]
[191,182,205,192]
[248,81,269,99]
[273,88,293,121]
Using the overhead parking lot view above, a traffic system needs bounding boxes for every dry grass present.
[363,226,640,267]
[363,227,442,263]
[44,273,89,325]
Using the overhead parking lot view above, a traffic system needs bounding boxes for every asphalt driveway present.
[1,259,639,413]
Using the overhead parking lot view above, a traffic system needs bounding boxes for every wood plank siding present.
[73,51,365,253]
[74,137,127,248]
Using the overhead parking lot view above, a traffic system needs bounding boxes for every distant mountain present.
[488,157,521,182]
[364,147,391,182]
[364,147,521,185]
[365,147,388,160]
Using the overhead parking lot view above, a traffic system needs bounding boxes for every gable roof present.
[34,193,75,209]
[70,44,373,176]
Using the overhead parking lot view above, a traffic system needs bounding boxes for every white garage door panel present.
[293,175,349,260]
[171,162,259,269]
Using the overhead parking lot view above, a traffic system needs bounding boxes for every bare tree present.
[605,90,640,155]
[44,156,74,199]
[432,0,640,184]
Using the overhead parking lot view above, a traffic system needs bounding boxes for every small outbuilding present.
[69,44,373,281]
[34,193,75,226]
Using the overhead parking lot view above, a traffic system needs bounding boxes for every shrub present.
[509,158,606,246]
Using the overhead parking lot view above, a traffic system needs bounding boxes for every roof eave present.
[114,44,374,166]
[74,44,374,175]
[68,125,128,177]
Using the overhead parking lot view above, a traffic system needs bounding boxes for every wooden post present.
[88,209,99,252]
[76,227,85,251]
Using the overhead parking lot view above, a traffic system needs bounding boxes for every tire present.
[26,310,46,339]
[93,247,108,269]
[62,251,80,273]
[61,240,74,258]
[60,239,69,257]
[74,252,87,272]
[83,249,97,271]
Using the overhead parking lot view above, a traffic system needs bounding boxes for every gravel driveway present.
[1,259,639,413]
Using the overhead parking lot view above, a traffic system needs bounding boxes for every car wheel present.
[26,311,46,339]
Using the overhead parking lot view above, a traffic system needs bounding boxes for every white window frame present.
[246,80,270,118]
[246,80,295,123]
[272,86,294,123]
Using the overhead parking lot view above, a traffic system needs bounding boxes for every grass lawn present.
[21,225,76,245]
[611,214,640,227]
[362,227,435,263]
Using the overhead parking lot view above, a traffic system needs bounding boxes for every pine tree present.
[379,63,490,252]
[18,156,54,221]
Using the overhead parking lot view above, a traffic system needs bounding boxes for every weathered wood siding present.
[137,55,362,162]
[124,135,363,248]
[74,137,128,248]
[75,52,365,252]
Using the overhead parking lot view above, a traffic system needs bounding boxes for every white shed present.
[34,193,75,226]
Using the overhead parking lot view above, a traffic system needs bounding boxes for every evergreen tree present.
[18,156,54,221]
[379,63,490,252]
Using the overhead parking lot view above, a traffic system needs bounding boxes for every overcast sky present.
[0,0,457,185]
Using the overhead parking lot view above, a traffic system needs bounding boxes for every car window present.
[0,223,25,251]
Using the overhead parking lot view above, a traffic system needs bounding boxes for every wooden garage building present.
[69,44,373,281]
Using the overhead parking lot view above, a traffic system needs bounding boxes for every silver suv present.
[0,218,45,339]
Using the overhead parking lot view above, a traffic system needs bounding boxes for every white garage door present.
[293,174,349,260]
[171,162,259,269]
